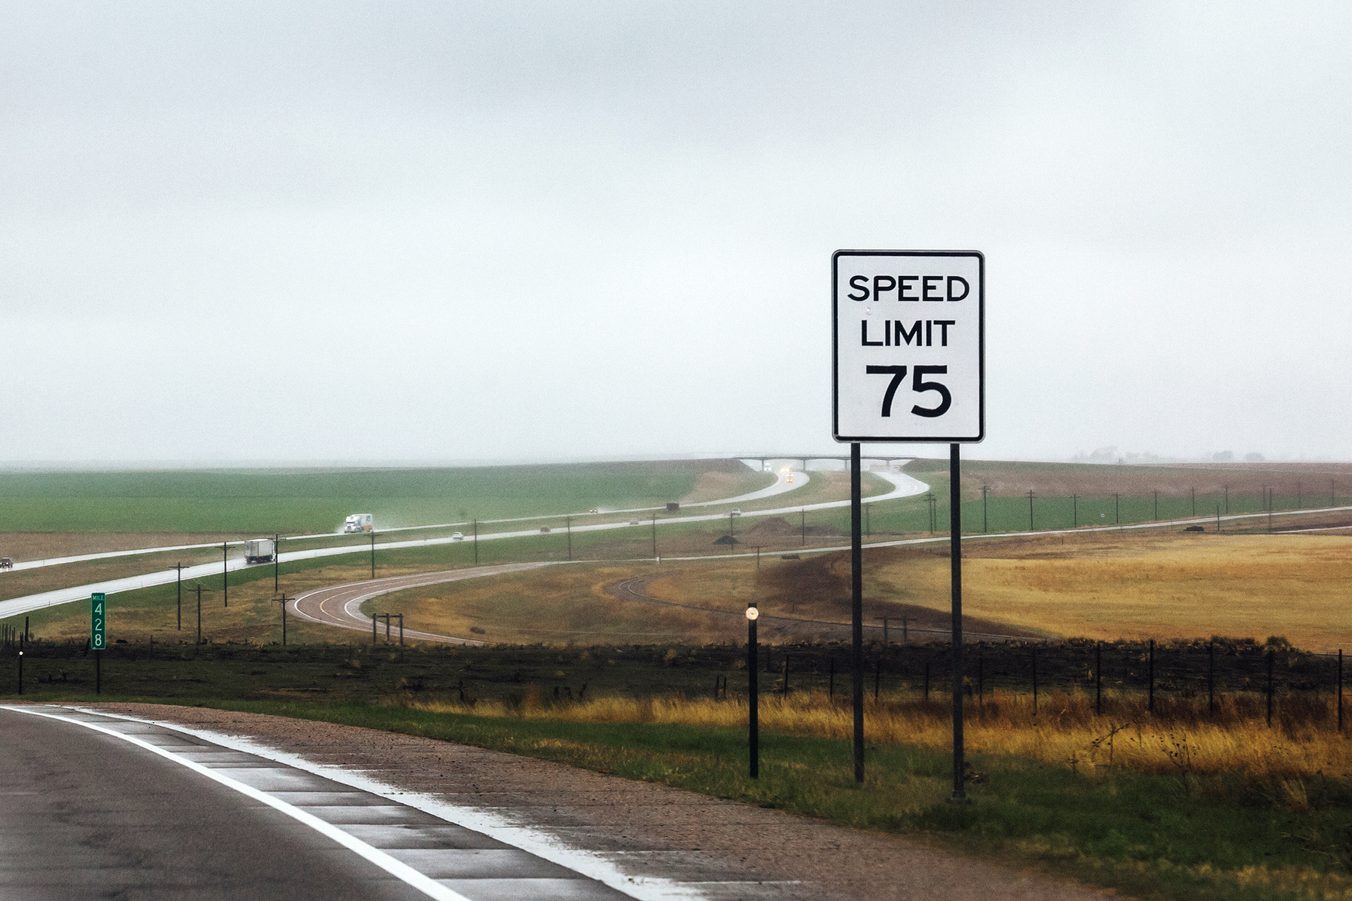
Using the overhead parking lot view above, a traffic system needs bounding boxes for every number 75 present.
[866,365,952,418]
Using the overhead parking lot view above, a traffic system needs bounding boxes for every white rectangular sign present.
[833,250,984,442]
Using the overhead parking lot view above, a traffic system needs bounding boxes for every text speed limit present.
[832,250,984,443]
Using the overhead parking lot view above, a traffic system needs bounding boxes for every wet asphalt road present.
[0,706,632,900]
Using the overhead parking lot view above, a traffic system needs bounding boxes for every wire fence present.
[755,638,1346,731]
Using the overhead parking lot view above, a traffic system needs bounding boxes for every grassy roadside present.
[141,696,1351,901]
[4,636,1345,900]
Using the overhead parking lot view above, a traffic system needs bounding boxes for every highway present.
[0,705,683,900]
[0,465,926,620]
[0,704,1110,901]
[0,460,814,576]
[4,463,1331,634]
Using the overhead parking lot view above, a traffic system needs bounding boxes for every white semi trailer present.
[343,513,374,533]
[244,538,276,564]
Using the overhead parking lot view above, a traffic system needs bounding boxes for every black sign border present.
[832,249,985,444]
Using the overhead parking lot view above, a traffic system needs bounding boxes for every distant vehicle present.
[540,526,551,533]
[343,513,374,533]
[666,502,680,512]
[451,532,464,541]
[588,507,599,514]
[1183,525,1205,533]
[730,509,742,517]
[629,519,640,526]
[244,538,276,564]
[0,556,12,570]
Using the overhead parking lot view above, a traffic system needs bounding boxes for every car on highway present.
[629,519,640,525]
[731,509,742,517]
[451,532,464,541]
[539,526,551,533]
[0,556,12,570]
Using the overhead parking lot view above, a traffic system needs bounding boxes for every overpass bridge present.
[740,454,912,471]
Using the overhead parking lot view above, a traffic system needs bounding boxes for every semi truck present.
[244,538,276,564]
[343,513,374,533]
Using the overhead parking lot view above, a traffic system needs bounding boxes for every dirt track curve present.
[289,563,554,644]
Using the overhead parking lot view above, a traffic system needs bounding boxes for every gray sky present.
[4,1,1350,465]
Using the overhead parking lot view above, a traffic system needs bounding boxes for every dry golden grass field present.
[369,528,1351,652]
[869,531,1352,652]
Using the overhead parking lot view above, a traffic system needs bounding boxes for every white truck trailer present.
[343,513,374,533]
[244,538,276,564]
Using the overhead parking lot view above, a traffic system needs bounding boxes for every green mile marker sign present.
[91,592,107,650]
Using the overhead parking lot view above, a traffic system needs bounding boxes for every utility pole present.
[273,533,280,593]
[566,515,572,561]
[981,484,989,533]
[194,583,206,645]
[370,531,376,578]
[175,563,183,631]
[222,542,228,608]
[473,518,479,564]
[273,594,292,646]
[1027,489,1035,531]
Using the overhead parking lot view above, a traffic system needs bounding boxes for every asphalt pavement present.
[0,706,648,900]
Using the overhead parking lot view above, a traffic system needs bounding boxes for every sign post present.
[832,250,984,796]
[746,602,760,779]
[91,591,107,694]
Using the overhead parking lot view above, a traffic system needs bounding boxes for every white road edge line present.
[1,705,472,901]
[43,706,706,901]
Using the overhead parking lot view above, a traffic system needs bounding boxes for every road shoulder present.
[87,703,1112,901]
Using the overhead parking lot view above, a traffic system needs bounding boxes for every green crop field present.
[0,459,769,533]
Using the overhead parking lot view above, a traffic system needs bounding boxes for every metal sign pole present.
[833,248,984,795]
[851,442,865,784]
[949,443,966,801]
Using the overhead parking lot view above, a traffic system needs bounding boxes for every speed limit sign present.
[832,250,984,442]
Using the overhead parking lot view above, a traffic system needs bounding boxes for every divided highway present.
[0,466,925,622]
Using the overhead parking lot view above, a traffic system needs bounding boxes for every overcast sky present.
[4,2,1349,466]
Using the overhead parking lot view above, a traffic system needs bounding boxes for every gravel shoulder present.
[89,703,1116,900]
